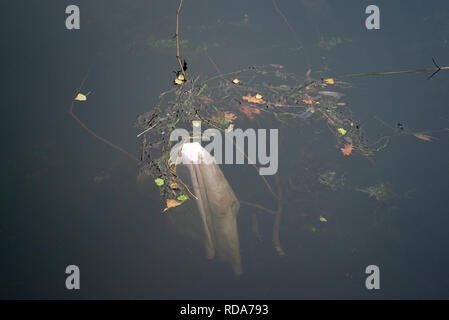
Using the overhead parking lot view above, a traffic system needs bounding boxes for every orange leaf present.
[340,143,353,156]
[302,94,313,105]
[242,94,265,104]
[302,99,313,105]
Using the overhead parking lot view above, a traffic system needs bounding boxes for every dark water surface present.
[1,0,449,299]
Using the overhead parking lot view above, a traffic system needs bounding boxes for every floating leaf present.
[163,199,182,212]
[170,182,179,189]
[239,106,261,119]
[311,227,317,232]
[154,178,164,186]
[177,194,188,201]
[324,78,334,84]
[302,98,313,105]
[319,215,328,222]
[224,111,237,123]
[174,78,184,85]
[337,128,347,135]
[75,93,87,101]
[340,143,353,156]
[232,78,240,84]
[242,93,265,104]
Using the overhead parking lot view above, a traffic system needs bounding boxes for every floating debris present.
[75,93,87,101]
[242,93,265,104]
[318,91,345,99]
[163,199,183,212]
[239,106,261,119]
[340,143,353,156]
[337,128,347,135]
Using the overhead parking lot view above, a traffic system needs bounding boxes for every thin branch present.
[176,0,186,80]
[240,200,276,215]
[271,0,310,68]
[272,175,285,256]
[69,70,140,163]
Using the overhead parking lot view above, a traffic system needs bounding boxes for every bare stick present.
[271,0,310,68]
[240,200,276,215]
[136,122,159,138]
[272,175,285,256]
[176,0,186,79]
[204,45,225,81]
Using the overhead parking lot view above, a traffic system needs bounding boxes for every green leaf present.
[177,194,188,201]
[154,178,164,187]
[219,120,229,126]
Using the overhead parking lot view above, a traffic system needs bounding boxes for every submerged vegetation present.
[356,183,392,202]
[318,35,353,51]
[318,170,346,191]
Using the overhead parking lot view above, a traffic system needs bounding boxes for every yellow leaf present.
[174,78,184,85]
[169,182,180,190]
[255,93,263,100]
[319,215,327,222]
[232,78,240,84]
[162,199,182,212]
[75,93,87,101]
[337,128,347,135]
[324,78,334,84]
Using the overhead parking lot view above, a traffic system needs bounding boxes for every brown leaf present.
[224,111,237,123]
[239,106,261,119]
[163,199,182,212]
